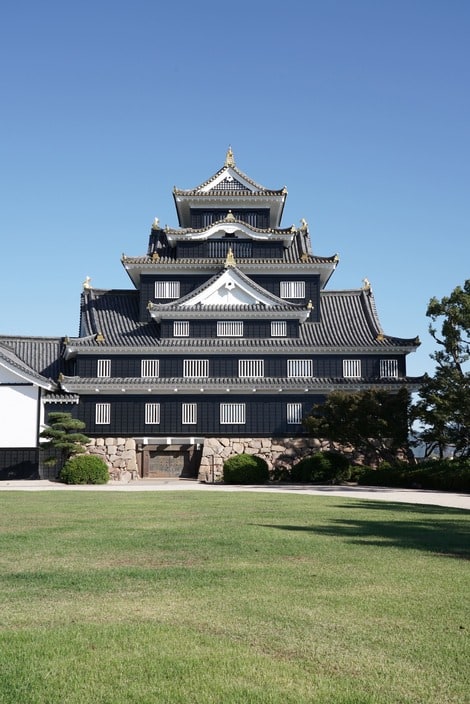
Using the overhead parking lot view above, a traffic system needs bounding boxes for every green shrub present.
[59,454,109,485]
[223,454,270,484]
[357,459,470,492]
[291,451,351,484]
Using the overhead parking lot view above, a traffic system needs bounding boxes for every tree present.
[303,388,412,465]
[39,412,90,467]
[412,281,470,458]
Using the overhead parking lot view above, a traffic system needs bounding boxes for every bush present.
[291,451,351,484]
[59,454,109,485]
[357,459,470,492]
[223,454,270,484]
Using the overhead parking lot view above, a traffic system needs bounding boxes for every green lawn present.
[0,491,468,704]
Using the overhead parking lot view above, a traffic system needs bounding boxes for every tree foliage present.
[304,388,412,464]
[40,412,90,467]
[412,280,470,458]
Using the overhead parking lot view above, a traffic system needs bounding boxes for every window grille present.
[183,359,209,378]
[95,403,110,425]
[154,281,180,299]
[238,359,264,378]
[280,281,305,299]
[380,359,398,378]
[97,359,111,378]
[141,359,159,377]
[343,360,362,378]
[271,321,287,337]
[287,359,313,377]
[287,403,303,424]
[145,403,160,424]
[217,321,243,337]
[212,177,246,191]
[174,321,189,337]
[220,403,246,424]
[182,403,197,424]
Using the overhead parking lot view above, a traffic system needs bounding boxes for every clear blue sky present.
[1,0,469,376]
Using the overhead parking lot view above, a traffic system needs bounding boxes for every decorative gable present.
[179,268,276,307]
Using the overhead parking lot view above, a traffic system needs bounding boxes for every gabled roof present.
[65,286,419,355]
[173,148,287,228]
[0,336,62,389]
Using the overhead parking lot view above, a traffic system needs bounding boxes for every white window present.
[154,281,180,299]
[220,403,246,424]
[174,321,189,337]
[238,359,264,378]
[271,321,287,337]
[287,403,303,424]
[145,403,160,424]
[183,359,209,378]
[182,403,197,424]
[287,359,313,377]
[217,321,243,337]
[141,359,159,377]
[343,359,362,378]
[380,359,398,378]
[280,281,305,299]
[97,359,111,378]
[95,403,110,425]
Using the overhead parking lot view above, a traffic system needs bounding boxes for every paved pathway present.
[1,479,469,510]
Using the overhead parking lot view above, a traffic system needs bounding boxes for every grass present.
[0,491,469,704]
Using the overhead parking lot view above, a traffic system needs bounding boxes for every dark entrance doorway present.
[138,441,203,479]
[148,450,187,478]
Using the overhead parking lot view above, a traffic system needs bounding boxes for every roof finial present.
[225,145,235,167]
[83,276,92,290]
[362,277,371,291]
[225,246,236,268]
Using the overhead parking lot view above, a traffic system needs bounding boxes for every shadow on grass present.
[260,501,470,559]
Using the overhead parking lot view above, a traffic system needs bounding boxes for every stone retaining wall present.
[86,437,139,482]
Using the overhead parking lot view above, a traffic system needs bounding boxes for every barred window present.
[280,281,305,299]
[217,321,243,337]
[238,359,264,378]
[183,359,209,378]
[343,359,362,378]
[271,321,287,337]
[95,403,110,425]
[287,359,313,377]
[145,403,160,424]
[154,281,180,298]
[97,359,111,378]
[220,403,246,424]
[141,359,159,377]
[174,321,189,337]
[182,403,197,424]
[287,403,303,424]
[380,359,398,378]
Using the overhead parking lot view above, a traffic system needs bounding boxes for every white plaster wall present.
[0,384,38,447]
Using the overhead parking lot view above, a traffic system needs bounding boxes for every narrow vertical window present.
[238,359,264,378]
[182,403,197,424]
[174,321,189,337]
[380,359,398,378]
[95,403,110,425]
[154,281,180,298]
[145,403,160,424]
[141,359,159,377]
[343,360,362,378]
[97,359,111,378]
[287,359,313,377]
[217,321,243,337]
[287,403,303,424]
[220,403,246,424]
[280,281,305,299]
[271,321,287,337]
[183,360,209,378]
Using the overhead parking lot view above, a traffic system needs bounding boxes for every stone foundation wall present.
[198,436,334,482]
[86,437,139,482]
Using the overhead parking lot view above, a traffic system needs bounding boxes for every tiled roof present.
[68,286,419,352]
[0,336,62,388]
[173,163,285,196]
